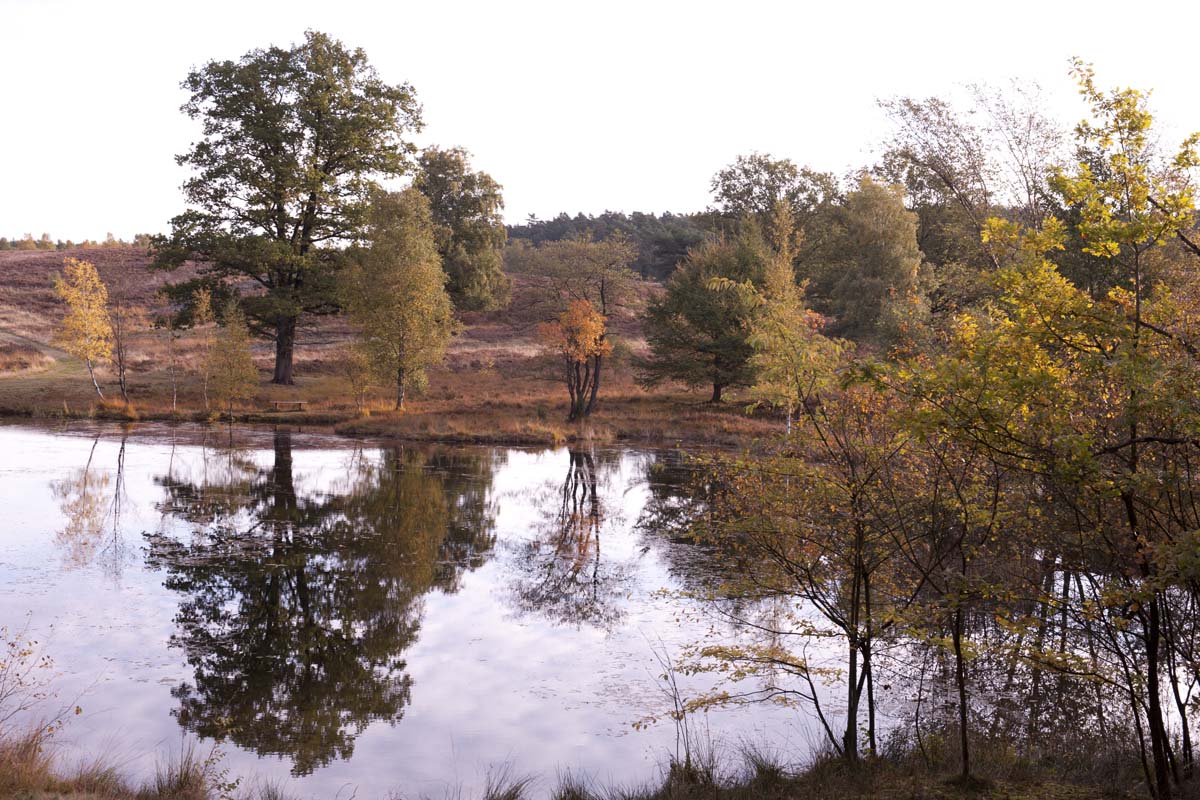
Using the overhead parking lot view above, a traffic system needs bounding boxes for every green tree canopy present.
[415,146,509,311]
[154,30,423,385]
[340,189,458,410]
[710,152,838,229]
[636,228,769,402]
[812,177,927,344]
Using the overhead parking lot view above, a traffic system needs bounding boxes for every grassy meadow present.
[0,246,776,449]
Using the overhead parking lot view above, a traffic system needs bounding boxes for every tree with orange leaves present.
[539,299,612,421]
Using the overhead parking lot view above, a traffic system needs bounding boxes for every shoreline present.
[0,394,777,451]
[0,722,1132,800]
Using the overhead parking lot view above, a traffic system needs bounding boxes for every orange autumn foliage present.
[539,299,612,421]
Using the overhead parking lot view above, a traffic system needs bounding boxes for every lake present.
[0,421,816,798]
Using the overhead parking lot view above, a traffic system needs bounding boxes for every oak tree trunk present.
[273,317,297,385]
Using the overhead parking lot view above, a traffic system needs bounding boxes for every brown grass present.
[0,247,200,343]
[0,722,1140,800]
[0,726,198,800]
[0,342,50,373]
[0,247,780,448]
[334,391,778,449]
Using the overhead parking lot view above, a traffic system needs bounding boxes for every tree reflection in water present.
[634,449,755,595]
[146,429,498,775]
[509,448,634,629]
[51,433,131,572]
[637,449,706,539]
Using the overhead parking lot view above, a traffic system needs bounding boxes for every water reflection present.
[509,448,633,629]
[145,430,498,775]
[635,450,739,595]
[637,450,706,538]
[4,423,826,795]
[51,434,131,571]
[423,448,501,591]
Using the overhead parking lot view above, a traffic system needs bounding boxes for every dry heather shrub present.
[0,343,50,372]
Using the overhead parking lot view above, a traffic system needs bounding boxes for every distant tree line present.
[0,232,154,251]
[508,211,707,280]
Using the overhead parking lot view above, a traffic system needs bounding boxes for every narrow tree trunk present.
[865,571,877,755]
[565,361,579,421]
[201,331,211,410]
[914,653,930,765]
[1025,563,1058,743]
[1164,600,1194,773]
[115,313,129,402]
[578,360,592,420]
[845,632,859,761]
[953,605,971,781]
[1147,597,1173,800]
[584,354,602,415]
[86,359,104,399]
[395,366,406,411]
[569,361,590,421]
[844,526,863,762]
[273,316,297,385]
[710,383,723,404]
[567,363,579,421]
[168,331,177,412]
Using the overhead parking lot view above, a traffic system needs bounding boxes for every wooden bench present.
[271,400,307,412]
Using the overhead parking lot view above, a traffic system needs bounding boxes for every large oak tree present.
[154,30,422,384]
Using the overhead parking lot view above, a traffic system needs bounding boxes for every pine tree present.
[817,177,925,343]
[637,227,768,402]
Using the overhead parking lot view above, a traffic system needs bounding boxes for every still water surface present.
[0,422,811,797]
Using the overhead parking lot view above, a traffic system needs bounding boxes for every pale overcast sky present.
[1,0,1198,241]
